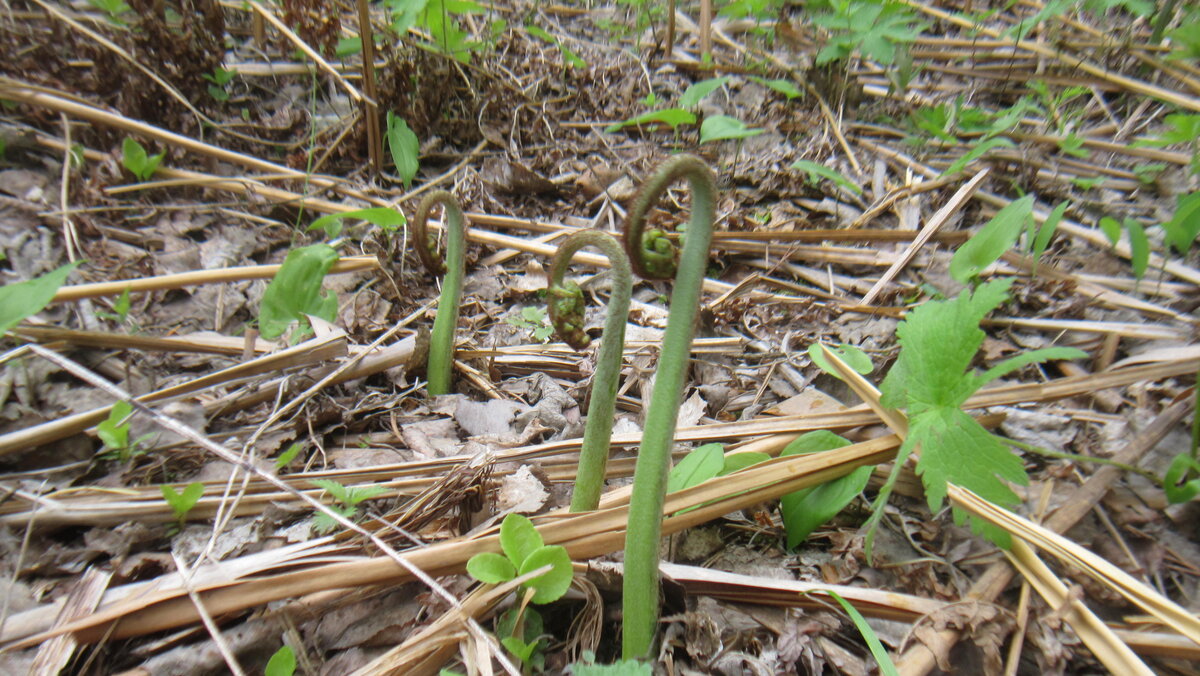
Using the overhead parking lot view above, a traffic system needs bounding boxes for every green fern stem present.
[620,155,717,659]
[413,190,466,396]
[547,231,633,513]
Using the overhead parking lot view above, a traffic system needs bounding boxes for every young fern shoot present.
[620,155,717,659]
[546,231,633,513]
[412,191,466,396]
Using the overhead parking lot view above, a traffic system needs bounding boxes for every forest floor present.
[0,0,1198,674]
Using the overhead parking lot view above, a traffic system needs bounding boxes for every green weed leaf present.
[0,261,80,335]
[309,207,407,239]
[699,115,763,143]
[501,636,539,663]
[258,243,339,340]
[98,400,132,452]
[667,443,725,492]
[604,108,696,133]
[943,137,1013,176]
[500,513,543,568]
[1137,113,1200,147]
[1125,218,1149,279]
[571,652,653,675]
[779,432,873,547]
[121,137,164,182]
[518,544,573,603]
[822,590,900,676]
[1161,191,1200,254]
[1163,453,1200,503]
[720,452,770,475]
[466,551,517,583]
[386,112,420,188]
[950,195,1033,284]
[678,77,730,109]
[807,342,874,379]
[791,160,863,195]
[265,645,297,676]
[749,76,802,100]
[161,482,204,523]
[275,443,302,469]
[310,478,350,505]
[1098,216,1122,245]
[1031,201,1068,263]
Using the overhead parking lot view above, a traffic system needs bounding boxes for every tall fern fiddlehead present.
[412,191,466,396]
[547,231,633,513]
[620,155,717,659]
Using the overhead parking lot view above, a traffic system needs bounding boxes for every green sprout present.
[412,191,467,396]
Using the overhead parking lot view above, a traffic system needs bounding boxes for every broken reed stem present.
[621,155,717,659]
[545,231,633,513]
[412,191,466,396]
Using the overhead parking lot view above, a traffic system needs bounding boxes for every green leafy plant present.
[465,513,573,604]
[496,605,547,670]
[507,306,555,342]
[571,651,653,675]
[275,442,303,470]
[1163,370,1200,504]
[526,24,586,68]
[864,278,1086,553]
[699,115,763,143]
[87,0,132,25]
[621,155,716,659]
[0,262,80,335]
[546,231,633,512]
[678,77,730,109]
[604,108,696,134]
[161,482,204,528]
[416,0,487,63]
[808,342,873,378]
[749,76,803,100]
[949,196,1034,285]
[1161,191,1200,254]
[809,0,926,65]
[820,590,900,675]
[95,286,133,327]
[413,192,466,395]
[310,479,388,533]
[386,112,420,188]
[202,67,235,102]
[780,431,874,547]
[791,159,863,195]
[97,400,155,461]
[1097,216,1150,279]
[309,207,407,240]
[667,443,726,493]
[258,243,340,341]
[265,645,296,676]
[121,137,164,182]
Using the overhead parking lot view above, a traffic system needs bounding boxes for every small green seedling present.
[943,137,1014,176]
[202,67,235,102]
[264,645,296,676]
[258,243,340,342]
[950,195,1034,285]
[818,590,900,676]
[699,115,763,144]
[1097,216,1150,279]
[1162,381,1200,504]
[161,482,204,528]
[497,605,547,670]
[780,431,874,547]
[310,479,388,534]
[97,400,155,462]
[96,287,133,327]
[605,108,696,133]
[274,442,303,470]
[667,443,726,494]
[87,0,132,24]
[385,112,419,188]
[678,77,730,109]
[506,306,555,342]
[526,24,587,68]
[0,262,80,335]
[465,513,573,605]
[810,0,927,66]
[808,342,873,379]
[121,137,164,182]
[309,207,407,240]
[749,76,803,100]
[1161,191,1200,254]
[865,278,1087,554]
[791,160,863,196]
[412,192,467,395]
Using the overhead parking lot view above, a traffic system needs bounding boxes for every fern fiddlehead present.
[412,190,466,396]
[620,155,717,659]
[547,231,633,513]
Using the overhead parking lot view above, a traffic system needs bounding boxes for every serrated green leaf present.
[604,108,696,133]
[910,407,1027,513]
[943,137,1014,176]
[1136,113,1200,147]
[678,77,730,109]
[310,478,351,505]
[950,196,1033,284]
[344,483,388,506]
[386,112,420,188]
[0,261,81,335]
[667,443,725,492]
[258,244,339,340]
[500,513,542,568]
[791,160,863,195]
[466,551,517,583]
[807,343,873,379]
[699,115,763,143]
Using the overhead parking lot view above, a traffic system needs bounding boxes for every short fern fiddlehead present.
[620,155,717,659]
[547,231,633,513]
[412,190,466,396]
